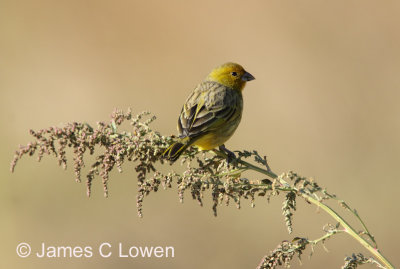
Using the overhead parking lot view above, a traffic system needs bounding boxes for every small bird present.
[163,62,255,162]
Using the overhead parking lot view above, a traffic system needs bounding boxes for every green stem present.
[309,199,391,268]
[234,157,394,269]
[309,229,343,245]
[324,192,377,248]
[237,159,278,179]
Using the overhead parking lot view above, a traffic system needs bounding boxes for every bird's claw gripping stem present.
[219,144,237,166]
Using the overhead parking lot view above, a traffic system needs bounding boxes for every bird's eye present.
[231,72,238,77]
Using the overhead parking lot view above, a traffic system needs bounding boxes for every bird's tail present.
[163,140,190,162]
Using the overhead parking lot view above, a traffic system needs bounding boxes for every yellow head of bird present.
[206,62,255,91]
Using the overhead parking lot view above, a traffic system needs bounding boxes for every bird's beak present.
[242,71,255,81]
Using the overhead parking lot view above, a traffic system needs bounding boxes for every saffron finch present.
[164,62,255,161]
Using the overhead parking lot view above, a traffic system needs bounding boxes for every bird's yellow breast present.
[192,112,242,150]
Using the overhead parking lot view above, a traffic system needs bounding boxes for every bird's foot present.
[219,144,237,166]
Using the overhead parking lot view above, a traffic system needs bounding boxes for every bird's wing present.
[177,81,240,138]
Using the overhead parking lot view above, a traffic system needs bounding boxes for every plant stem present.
[324,192,377,248]
[234,157,394,269]
[309,229,343,245]
[237,158,278,179]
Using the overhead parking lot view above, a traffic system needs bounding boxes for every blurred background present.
[1,0,399,268]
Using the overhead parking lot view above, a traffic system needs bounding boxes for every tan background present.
[1,0,399,268]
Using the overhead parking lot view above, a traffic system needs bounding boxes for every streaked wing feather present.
[177,81,239,138]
